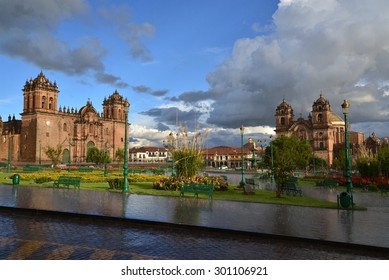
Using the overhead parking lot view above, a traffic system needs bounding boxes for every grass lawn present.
[0,171,365,210]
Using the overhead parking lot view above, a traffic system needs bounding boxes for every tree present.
[44,145,63,167]
[115,148,125,169]
[86,147,111,165]
[270,135,312,197]
[377,146,389,177]
[355,145,380,178]
[170,124,208,178]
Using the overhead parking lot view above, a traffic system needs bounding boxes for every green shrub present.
[34,176,52,184]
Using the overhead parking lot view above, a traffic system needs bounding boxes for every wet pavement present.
[1,183,389,250]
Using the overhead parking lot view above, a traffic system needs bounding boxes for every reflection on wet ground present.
[1,181,389,249]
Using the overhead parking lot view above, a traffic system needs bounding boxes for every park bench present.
[77,167,93,172]
[23,166,42,172]
[180,183,214,199]
[380,184,389,196]
[281,181,302,196]
[130,169,142,174]
[317,178,338,189]
[53,176,81,189]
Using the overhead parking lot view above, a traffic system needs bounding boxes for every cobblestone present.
[1,209,388,260]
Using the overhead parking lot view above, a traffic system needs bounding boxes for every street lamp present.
[270,135,274,183]
[39,140,42,165]
[122,99,130,193]
[67,136,75,173]
[163,132,176,176]
[240,125,245,185]
[6,131,12,173]
[340,99,353,208]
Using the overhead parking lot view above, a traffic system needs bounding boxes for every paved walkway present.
[1,184,389,249]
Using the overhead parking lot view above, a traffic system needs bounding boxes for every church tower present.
[275,99,294,135]
[22,71,59,114]
[102,90,127,121]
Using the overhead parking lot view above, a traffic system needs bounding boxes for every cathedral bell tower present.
[22,71,59,114]
[102,90,128,121]
[275,98,294,135]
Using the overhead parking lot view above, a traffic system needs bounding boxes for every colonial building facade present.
[275,94,364,165]
[0,72,129,164]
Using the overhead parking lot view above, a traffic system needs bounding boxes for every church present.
[0,72,129,164]
[275,94,364,165]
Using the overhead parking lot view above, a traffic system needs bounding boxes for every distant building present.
[0,72,129,164]
[364,132,389,156]
[275,94,365,165]
[129,147,168,163]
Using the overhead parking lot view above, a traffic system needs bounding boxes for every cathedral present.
[275,94,364,165]
[0,72,129,164]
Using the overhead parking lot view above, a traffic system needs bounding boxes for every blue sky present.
[1,0,389,148]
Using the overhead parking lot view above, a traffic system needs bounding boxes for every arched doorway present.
[87,141,95,150]
[63,149,70,163]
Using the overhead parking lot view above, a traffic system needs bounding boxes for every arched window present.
[63,123,67,132]
[41,96,46,109]
[318,114,323,122]
[49,97,53,109]
[320,142,324,149]
[280,117,285,125]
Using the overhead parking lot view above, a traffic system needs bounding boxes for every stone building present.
[0,72,129,164]
[275,94,364,165]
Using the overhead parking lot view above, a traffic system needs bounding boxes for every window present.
[41,96,46,108]
[318,114,323,122]
[320,142,324,149]
[49,97,53,109]
[63,123,67,132]
[280,117,285,125]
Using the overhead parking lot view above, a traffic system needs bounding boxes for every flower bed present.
[153,175,228,191]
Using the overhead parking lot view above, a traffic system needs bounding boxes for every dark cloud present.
[98,4,155,62]
[166,90,210,103]
[157,122,170,131]
[132,85,168,97]
[140,107,200,130]
[95,72,129,88]
[159,0,389,135]
[0,0,139,89]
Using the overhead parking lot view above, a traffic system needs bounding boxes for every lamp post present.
[270,135,274,183]
[67,136,74,173]
[6,131,12,173]
[122,99,130,193]
[39,140,42,165]
[240,125,245,185]
[340,99,353,208]
[163,132,176,176]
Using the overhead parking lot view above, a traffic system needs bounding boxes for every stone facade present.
[0,72,129,164]
[275,94,364,165]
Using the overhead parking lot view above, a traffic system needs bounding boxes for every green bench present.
[53,176,81,189]
[78,168,93,172]
[180,183,214,199]
[281,181,302,196]
[23,166,42,172]
[381,184,389,196]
